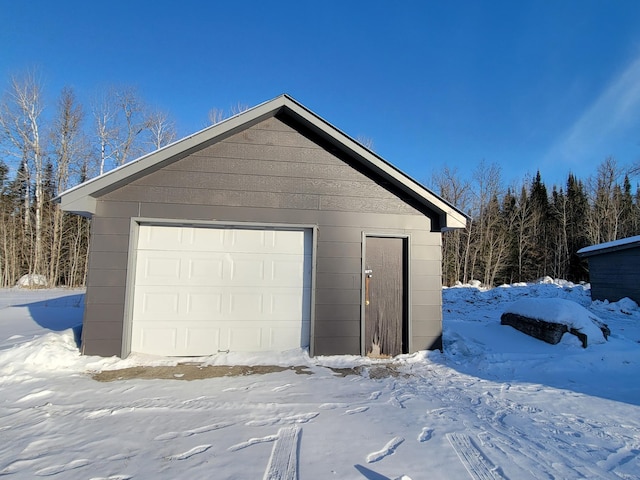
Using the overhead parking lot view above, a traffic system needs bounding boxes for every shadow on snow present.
[16,293,84,347]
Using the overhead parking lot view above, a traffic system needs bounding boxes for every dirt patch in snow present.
[92,364,313,382]
[92,363,407,381]
[327,365,406,379]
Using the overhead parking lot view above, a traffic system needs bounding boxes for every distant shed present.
[577,235,640,304]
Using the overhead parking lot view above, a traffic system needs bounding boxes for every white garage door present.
[130,225,312,356]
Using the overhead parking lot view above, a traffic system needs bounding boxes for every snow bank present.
[0,328,82,374]
[504,298,607,344]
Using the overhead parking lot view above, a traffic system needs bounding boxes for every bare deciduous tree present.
[0,72,47,279]
[431,167,472,284]
[147,109,176,150]
[587,157,624,244]
[48,87,86,285]
[93,86,151,174]
[207,107,224,125]
[207,102,250,126]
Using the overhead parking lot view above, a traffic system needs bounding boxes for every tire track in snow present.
[447,433,506,480]
[264,426,300,480]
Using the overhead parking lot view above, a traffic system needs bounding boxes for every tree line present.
[0,71,245,288]
[1,70,639,288]
[431,157,640,287]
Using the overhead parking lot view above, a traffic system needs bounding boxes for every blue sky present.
[2,0,640,189]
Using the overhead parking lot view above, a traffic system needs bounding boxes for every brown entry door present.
[364,236,407,357]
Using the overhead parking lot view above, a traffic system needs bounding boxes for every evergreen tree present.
[620,175,635,237]
[529,171,552,278]
[566,174,589,281]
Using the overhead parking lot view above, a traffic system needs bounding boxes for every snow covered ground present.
[1,281,639,480]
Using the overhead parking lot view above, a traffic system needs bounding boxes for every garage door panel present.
[228,229,268,251]
[137,290,180,318]
[226,327,263,351]
[136,325,178,354]
[230,257,266,283]
[138,255,182,282]
[187,256,225,282]
[267,326,308,350]
[184,327,221,355]
[228,292,265,318]
[131,225,312,356]
[191,227,225,251]
[269,289,311,320]
[138,225,190,250]
[186,291,224,318]
[274,229,307,253]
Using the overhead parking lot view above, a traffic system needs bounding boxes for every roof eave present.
[58,194,96,217]
[577,241,640,258]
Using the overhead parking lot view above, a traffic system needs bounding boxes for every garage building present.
[56,95,467,358]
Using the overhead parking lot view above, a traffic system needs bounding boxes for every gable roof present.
[56,94,468,230]
[577,235,640,257]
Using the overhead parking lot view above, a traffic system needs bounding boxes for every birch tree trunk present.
[0,72,46,281]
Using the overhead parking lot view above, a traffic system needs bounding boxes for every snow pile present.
[0,327,126,376]
[593,296,639,315]
[16,274,48,288]
[503,297,607,344]
[0,329,80,372]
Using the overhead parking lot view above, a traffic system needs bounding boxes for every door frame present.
[360,233,411,356]
[121,218,318,358]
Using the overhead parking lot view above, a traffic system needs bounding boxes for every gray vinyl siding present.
[587,248,640,303]
[81,116,443,356]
